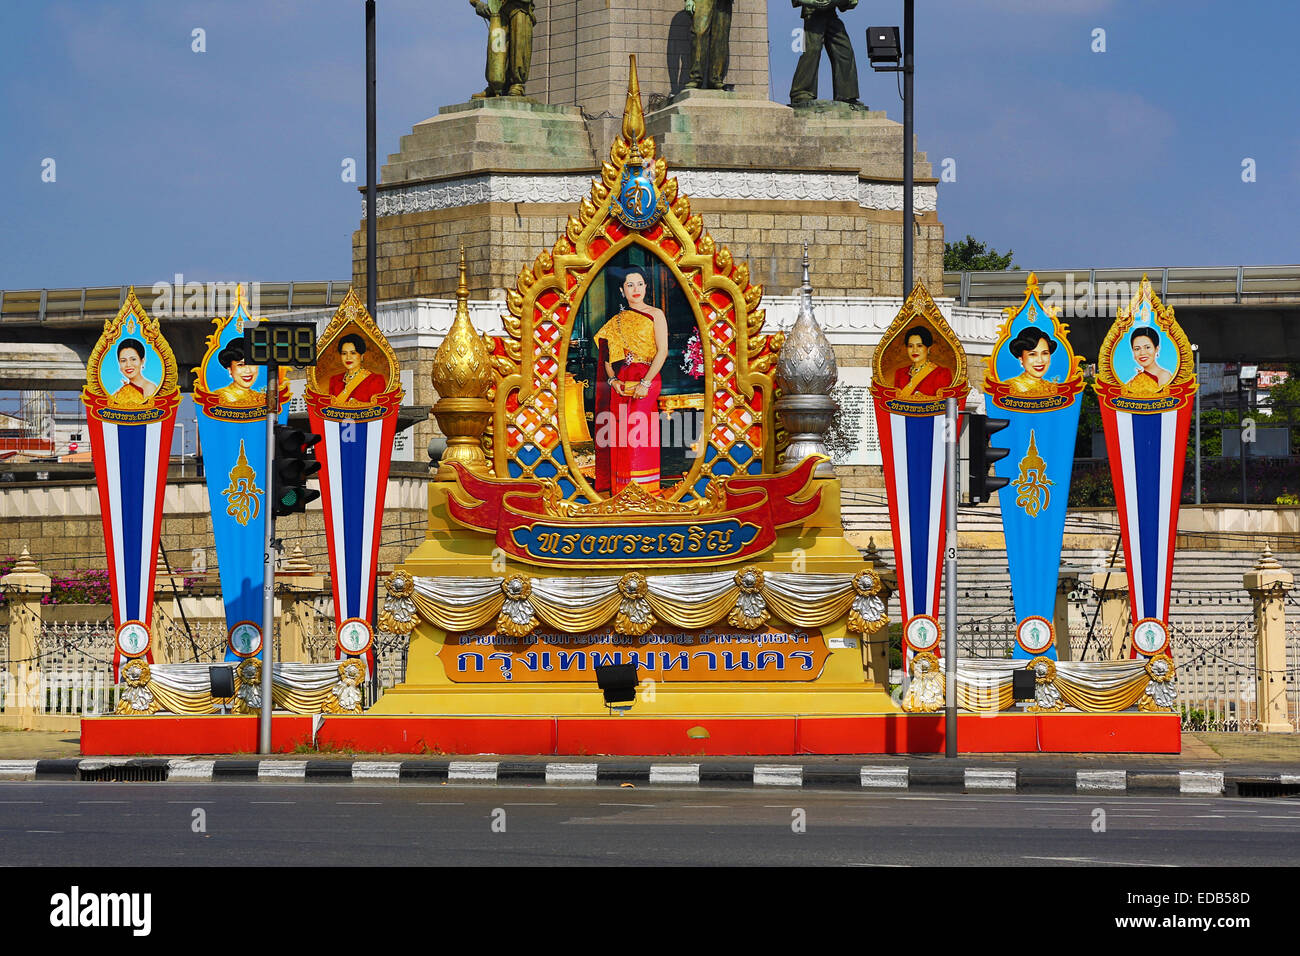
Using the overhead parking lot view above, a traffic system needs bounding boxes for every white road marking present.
[25,830,62,834]
[1023,856,1174,867]
[861,766,908,789]
[545,763,598,784]
[352,762,401,781]
[250,801,295,805]
[77,800,128,805]
[417,802,465,806]
[167,759,215,781]
[966,768,1017,791]
[599,803,657,808]
[336,802,382,806]
[649,764,700,785]
[754,765,802,787]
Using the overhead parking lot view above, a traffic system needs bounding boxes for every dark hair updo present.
[117,338,146,361]
[1130,326,1161,349]
[338,333,367,355]
[1008,327,1058,358]
[904,325,933,348]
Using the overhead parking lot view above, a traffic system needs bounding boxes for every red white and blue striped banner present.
[875,402,949,630]
[1100,404,1193,637]
[310,401,401,673]
[81,288,180,680]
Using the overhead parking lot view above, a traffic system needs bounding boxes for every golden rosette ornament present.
[377,569,417,636]
[1024,655,1064,713]
[900,651,944,713]
[1139,653,1177,712]
[497,574,539,638]
[614,572,656,636]
[115,659,160,715]
[728,566,769,630]
[323,659,366,714]
[847,569,888,636]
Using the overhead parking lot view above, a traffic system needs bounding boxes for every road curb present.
[1,759,1285,796]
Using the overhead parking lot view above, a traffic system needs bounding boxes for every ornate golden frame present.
[1094,274,1196,412]
[984,272,1085,410]
[305,287,401,399]
[869,281,969,414]
[82,287,180,419]
[488,57,782,504]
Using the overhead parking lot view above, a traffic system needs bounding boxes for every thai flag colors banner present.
[1093,276,1197,658]
[81,289,181,680]
[984,274,1085,660]
[870,282,970,664]
[193,288,290,664]
[304,289,404,673]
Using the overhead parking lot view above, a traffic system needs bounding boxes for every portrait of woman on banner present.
[592,266,669,495]
[1119,326,1175,398]
[214,339,266,409]
[892,325,953,400]
[107,337,161,408]
[326,333,387,408]
[1006,327,1059,398]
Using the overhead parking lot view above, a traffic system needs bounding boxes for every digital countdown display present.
[244,322,317,367]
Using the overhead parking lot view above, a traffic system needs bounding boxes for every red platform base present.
[81,712,1180,756]
[81,715,314,756]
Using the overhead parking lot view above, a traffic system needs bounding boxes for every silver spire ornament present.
[774,244,838,476]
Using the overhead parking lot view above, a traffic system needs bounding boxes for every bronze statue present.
[684,0,733,91]
[469,0,535,97]
[789,0,864,108]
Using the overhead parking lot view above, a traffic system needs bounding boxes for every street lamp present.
[1239,363,1258,504]
[868,3,914,295]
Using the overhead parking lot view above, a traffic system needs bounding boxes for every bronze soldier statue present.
[789,0,864,108]
[684,0,734,91]
[469,0,535,97]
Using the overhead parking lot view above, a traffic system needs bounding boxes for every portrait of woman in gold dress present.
[214,339,265,408]
[592,266,670,495]
[108,338,160,407]
[1006,327,1058,398]
[1119,326,1175,398]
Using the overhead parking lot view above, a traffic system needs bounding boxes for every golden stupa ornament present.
[431,246,494,480]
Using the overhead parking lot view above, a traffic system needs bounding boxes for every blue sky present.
[2,0,1297,289]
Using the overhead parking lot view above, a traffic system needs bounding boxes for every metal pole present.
[944,398,958,758]
[901,0,914,298]
[1193,345,1201,505]
[259,368,278,755]
[1240,372,1248,505]
[366,0,378,320]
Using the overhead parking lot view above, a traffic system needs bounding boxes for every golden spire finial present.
[431,249,493,480]
[622,55,645,145]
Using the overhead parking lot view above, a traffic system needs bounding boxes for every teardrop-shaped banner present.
[193,287,290,663]
[304,288,404,674]
[985,274,1085,659]
[871,281,970,664]
[82,288,181,679]
[1092,276,1197,658]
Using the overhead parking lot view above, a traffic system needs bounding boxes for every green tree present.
[944,234,1017,272]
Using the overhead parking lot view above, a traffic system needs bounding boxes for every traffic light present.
[272,425,322,517]
[967,413,1010,505]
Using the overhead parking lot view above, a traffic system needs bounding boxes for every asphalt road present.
[2,782,1298,866]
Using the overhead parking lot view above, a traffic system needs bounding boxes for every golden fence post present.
[1055,570,1080,662]
[1243,546,1293,733]
[1,549,51,727]
[279,546,325,663]
[1091,568,1131,660]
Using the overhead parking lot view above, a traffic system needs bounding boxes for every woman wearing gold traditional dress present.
[1121,327,1174,398]
[214,340,265,408]
[1006,327,1058,398]
[110,338,159,406]
[592,267,669,495]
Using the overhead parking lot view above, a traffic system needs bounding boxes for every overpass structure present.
[944,264,1300,362]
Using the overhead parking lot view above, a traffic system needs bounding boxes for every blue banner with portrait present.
[984,275,1084,660]
[193,290,289,663]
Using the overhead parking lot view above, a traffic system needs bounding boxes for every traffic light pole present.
[944,398,958,758]
[259,361,279,755]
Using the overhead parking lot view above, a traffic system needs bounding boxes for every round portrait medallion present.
[1015,616,1054,655]
[1132,618,1170,656]
[337,618,373,655]
[228,621,263,658]
[115,621,151,657]
[905,615,941,651]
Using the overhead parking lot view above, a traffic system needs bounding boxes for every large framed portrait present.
[563,246,708,498]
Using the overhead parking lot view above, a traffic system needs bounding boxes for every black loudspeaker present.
[1012,669,1036,701]
[209,665,236,699]
[594,663,639,705]
[866,26,901,64]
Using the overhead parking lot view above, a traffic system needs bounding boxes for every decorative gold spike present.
[621,55,645,146]
[430,245,493,480]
